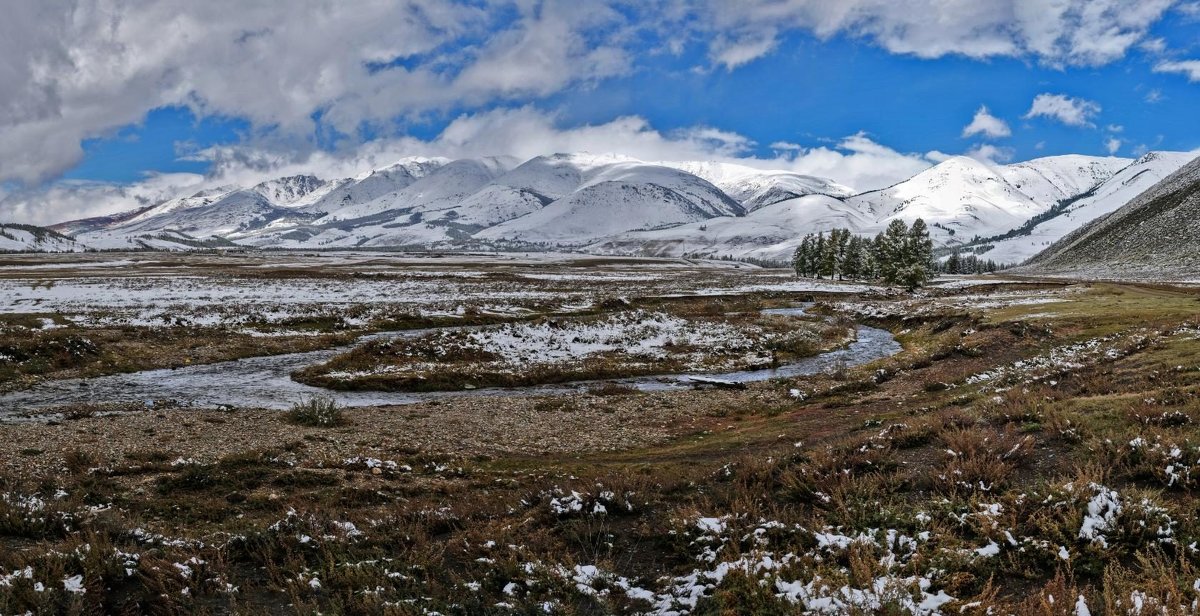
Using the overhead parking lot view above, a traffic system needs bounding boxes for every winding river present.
[0,307,900,418]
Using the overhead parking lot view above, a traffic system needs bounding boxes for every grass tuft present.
[285,396,345,428]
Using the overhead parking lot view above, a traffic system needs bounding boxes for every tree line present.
[938,251,1002,275]
[792,218,934,289]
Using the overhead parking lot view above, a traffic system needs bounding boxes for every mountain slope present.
[997,155,1127,206]
[590,194,873,261]
[1021,154,1200,279]
[845,156,1051,245]
[476,162,744,244]
[0,224,83,252]
[31,150,1197,260]
[662,161,855,211]
[972,152,1195,264]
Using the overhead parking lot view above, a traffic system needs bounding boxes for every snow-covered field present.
[322,310,813,382]
[0,252,862,330]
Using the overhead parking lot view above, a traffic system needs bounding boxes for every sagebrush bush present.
[285,396,344,427]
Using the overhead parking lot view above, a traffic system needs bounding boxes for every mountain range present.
[4,150,1196,267]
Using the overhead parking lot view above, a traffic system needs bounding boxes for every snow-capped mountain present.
[475,159,744,244]
[845,156,1051,245]
[252,175,336,208]
[590,194,871,261]
[42,150,1197,261]
[660,161,855,211]
[0,224,83,252]
[996,155,1128,206]
[1022,154,1200,280]
[971,152,1196,264]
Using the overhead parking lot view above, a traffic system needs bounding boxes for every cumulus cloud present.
[0,0,633,185]
[0,173,207,227]
[1154,59,1200,81]
[965,144,1016,164]
[688,0,1175,69]
[0,0,1180,189]
[961,106,1011,139]
[1105,137,1123,155]
[1,109,939,224]
[1023,93,1102,127]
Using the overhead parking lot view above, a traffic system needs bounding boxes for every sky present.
[1,0,1199,225]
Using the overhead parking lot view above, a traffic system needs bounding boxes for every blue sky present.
[64,26,1200,186]
[2,0,1199,224]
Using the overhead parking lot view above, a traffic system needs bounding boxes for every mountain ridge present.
[28,150,1196,261]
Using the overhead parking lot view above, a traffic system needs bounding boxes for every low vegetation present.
[284,396,345,427]
[294,307,852,392]
[4,260,1200,614]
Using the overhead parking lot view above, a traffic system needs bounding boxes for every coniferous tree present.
[832,229,850,280]
[792,236,811,277]
[813,232,827,279]
[877,219,909,286]
[842,235,864,280]
[946,250,961,275]
[898,218,933,290]
[819,230,838,279]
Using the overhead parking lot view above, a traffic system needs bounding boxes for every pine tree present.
[813,233,827,279]
[832,229,850,280]
[792,236,811,277]
[946,250,961,275]
[878,219,909,286]
[842,235,864,280]
[899,218,933,290]
[819,231,838,279]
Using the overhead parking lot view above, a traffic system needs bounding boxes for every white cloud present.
[1105,137,1122,154]
[1154,60,1200,81]
[170,113,938,194]
[710,32,779,69]
[961,106,1011,139]
[1023,93,1102,127]
[0,0,634,186]
[965,144,1015,163]
[0,0,1181,189]
[687,0,1175,69]
[1,109,940,224]
[1145,88,1165,103]
[769,141,803,151]
[0,173,206,226]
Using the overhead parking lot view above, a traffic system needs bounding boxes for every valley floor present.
[2,253,1200,614]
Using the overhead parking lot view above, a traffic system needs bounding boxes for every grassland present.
[2,255,1200,614]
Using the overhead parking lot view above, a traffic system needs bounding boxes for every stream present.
[0,307,901,418]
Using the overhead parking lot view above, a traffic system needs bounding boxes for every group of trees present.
[938,251,1003,275]
[792,218,934,289]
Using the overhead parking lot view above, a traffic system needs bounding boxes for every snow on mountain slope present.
[410,154,614,229]
[1021,153,1200,279]
[113,189,299,238]
[298,158,447,216]
[975,152,1195,264]
[664,161,856,211]
[0,224,83,252]
[252,175,335,208]
[590,194,872,261]
[997,155,1128,206]
[118,185,241,227]
[314,157,515,223]
[476,162,744,244]
[32,150,1191,258]
[847,156,1050,245]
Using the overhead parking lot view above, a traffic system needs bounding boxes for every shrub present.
[285,396,344,427]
